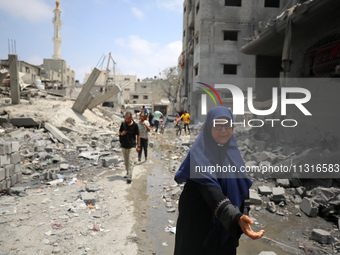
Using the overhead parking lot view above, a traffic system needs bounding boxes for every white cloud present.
[0,0,53,23]
[131,7,144,19]
[113,36,182,78]
[156,0,183,12]
[115,35,159,55]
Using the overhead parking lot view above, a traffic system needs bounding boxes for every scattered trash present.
[162,242,169,246]
[68,178,77,185]
[164,226,176,234]
[52,223,62,230]
[87,204,95,210]
[0,206,17,216]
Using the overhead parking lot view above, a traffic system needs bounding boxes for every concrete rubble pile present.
[0,100,126,195]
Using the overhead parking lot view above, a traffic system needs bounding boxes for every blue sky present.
[0,0,183,82]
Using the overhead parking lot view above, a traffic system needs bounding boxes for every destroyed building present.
[178,0,291,121]
[241,0,340,147]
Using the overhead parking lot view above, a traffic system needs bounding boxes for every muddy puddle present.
[145,152,177,254]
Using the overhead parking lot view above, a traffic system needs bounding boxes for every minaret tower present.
[52,0,62,60]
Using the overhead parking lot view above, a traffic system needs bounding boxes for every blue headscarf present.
[175,106,252,244]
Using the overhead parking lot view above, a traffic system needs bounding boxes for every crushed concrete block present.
[5,178,11,188]
[80,192,97,205]
[14,164,22,174]
[0,155,11,166]
[11,141,20,152]
[60,164,69,170]
[292,195,302,204]
[86,183,100,192]
[34,146,45,152]
[10,173,17,186]
[10,152,21,164]
[296,187,305,197]
[272,187,285,203]
[0,168,5,181]
[276,179,290,188]
[8,130,30,141]
[102,156,119,167]
[76,144,89,151]
[250,191,262,205]
[258,186,272,196]
[259,161,271,168]
[171,187,182,196]
[91,133,100,140]
[52,155,62,163]
[8,186,26,196]
[310,187,340,206]
[244,139,255,150]
[43,169,57,180]
[45,147,54,153]
[267,201,276,213]
[65,117,76,126]
[300,197,319,217]
[5,164,15,178]
[0,142,11,155]
[311,229,333,244]
[16,172,22,183]
[0,179,6,190]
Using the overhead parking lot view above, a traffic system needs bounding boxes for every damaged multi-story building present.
[179,0,291,122]
[241,0,340,147]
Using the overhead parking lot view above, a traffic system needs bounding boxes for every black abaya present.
[174,180,244,255]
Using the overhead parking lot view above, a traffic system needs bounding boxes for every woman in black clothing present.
[174,106,264,255]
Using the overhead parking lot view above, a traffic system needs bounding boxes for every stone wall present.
[0,141,22,190]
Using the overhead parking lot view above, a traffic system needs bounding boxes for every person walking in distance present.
[137,112,151,164]
[153,110,164,134]
[119,112,140,184]
[178,110,191,135]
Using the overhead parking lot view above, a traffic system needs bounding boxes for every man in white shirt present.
[137,112,151,163]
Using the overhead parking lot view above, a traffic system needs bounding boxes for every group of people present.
[119,106,166,184]
[119,106,264,253]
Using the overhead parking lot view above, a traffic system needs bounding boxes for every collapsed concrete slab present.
[44,122,71,144]
[87,85,121,110]
[72,67,101,114]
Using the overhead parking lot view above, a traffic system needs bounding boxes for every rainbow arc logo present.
[197,82,223,115]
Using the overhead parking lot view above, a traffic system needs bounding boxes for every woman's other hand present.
[238,215,265,240]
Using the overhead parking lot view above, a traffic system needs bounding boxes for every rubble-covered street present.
[1,95,340,255]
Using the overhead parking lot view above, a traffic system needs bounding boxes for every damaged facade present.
[241,0,340,147]
[178,0,291,121]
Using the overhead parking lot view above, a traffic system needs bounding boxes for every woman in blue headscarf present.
[174,106,264,255]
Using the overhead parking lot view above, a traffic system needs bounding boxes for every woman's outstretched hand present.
[238,215,265,240]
